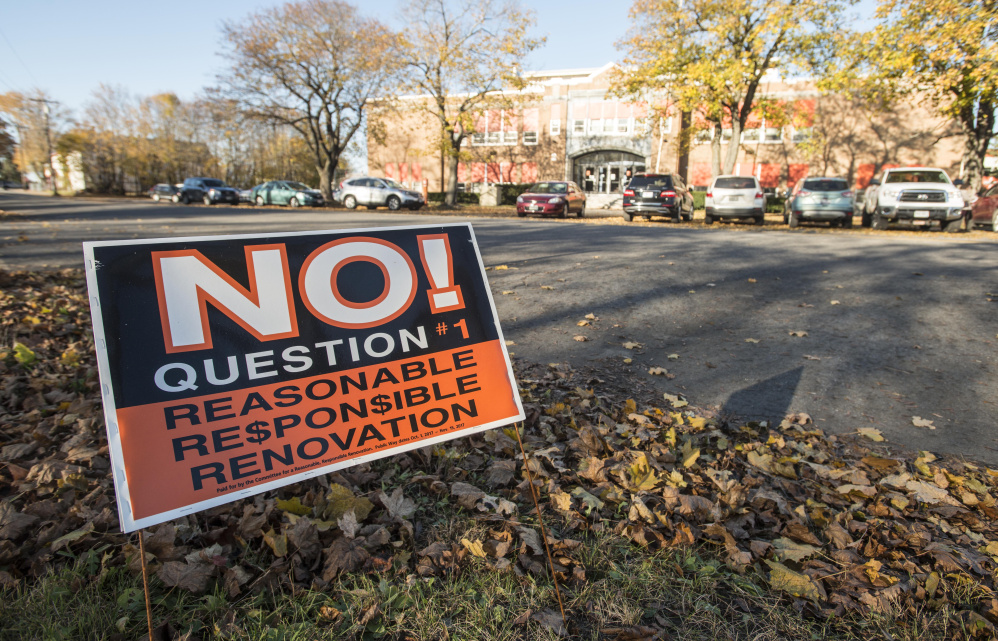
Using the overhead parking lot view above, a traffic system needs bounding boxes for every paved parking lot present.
[3,191,997,464]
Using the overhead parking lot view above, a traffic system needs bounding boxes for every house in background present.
[368,63,964,206]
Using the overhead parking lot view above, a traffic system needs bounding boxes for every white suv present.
[861,167,964,232]
[704,175,766,225]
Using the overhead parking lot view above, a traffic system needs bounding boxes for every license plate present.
[726,195,742,202]
[528,205,541,212]
[642,191,655,198]
[914,210,930,218]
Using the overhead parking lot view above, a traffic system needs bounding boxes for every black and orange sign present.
[83,224,523,531]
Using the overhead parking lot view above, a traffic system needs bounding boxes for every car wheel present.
[256,195,264,206]
[624,212,634,221]
[181,194,190,205]
[153,194,160,202]
[842,216,853,229]
[788,212,799,228]
[872,214,888,230]
[704,213,714,225]
[517,210,527,218]
[203,195,212,206]
[289,197,299,208]
[172,194,179,203]
[943,217,963,233]
[861,212,871,227]
[344,195,357,209]
[577,204,585,218]
[387,196,401,211]
[754,214,764,225]
[671,213,681,223]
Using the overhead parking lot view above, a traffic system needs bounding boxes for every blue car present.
[784,177,854,228]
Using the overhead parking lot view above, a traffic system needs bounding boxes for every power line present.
[0,25,39,87]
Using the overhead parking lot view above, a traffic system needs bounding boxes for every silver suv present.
[334,177,425,211]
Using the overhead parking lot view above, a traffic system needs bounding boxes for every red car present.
[516,181,587,218]
[968,184,998,232]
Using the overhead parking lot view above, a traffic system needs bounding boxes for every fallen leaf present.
[505,340,515,346]
[158,561,214,593]
[830,300,841,305]
[748,278,757,283]
[745,338,760,343]
[532,609,567,637]
[667,353,679,361]
[461,538,488,558]
[585,313,597,320]
[803,355,821,361]
[789,331,808,337]
[857,428,885,442]
[662,393,688,408]
[623,341,642,349]
[648,367,668,376]
[501,290,515,295]
[541,285,554,290]
[912,416,935,429]
[766,560,823,600]
[574,335,588,342]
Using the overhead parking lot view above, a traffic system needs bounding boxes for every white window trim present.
[471,110,520,146]
[740,119,783,144]
[572,119,585,133]
[660,116,672,135]
[549,120,560,135]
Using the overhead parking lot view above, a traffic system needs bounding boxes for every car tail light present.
[755,192,764,199]
[705,192,712,198]
[660,190,677,198]
[798,190,810,197]
[624,189,635,196]
[841,191,853,197]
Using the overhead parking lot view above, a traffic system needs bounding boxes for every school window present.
[523,131,538,145]
[549,120,561,135]
[573,119,586,133]
[764,127,783,143]
[742,128,761,143]
[617,118,630,134]
[502,131,517,145]
[471,133,485,146]
[589,119,604,134]
[792,127,812,144]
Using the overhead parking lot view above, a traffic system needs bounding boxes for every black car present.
[148,183,179,202]
[177,177,240,205]
[622,173,695,222]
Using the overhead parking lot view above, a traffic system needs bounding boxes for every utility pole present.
[28,98,58,196]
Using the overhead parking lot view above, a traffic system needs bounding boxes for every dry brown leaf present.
[157,561,214,594]
[574,335,589,342]
[531,609,567,637]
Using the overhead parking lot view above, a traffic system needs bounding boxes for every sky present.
[0,0,879,119]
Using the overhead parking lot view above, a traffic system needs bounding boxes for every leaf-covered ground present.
[2,269,998,639]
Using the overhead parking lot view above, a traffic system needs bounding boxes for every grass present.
[1,522,967,641]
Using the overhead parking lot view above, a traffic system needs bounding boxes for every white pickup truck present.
[861,167,965,232]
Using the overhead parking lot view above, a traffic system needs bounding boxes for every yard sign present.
[83,223,523,532]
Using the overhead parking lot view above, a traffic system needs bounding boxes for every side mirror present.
[869,179,880,187]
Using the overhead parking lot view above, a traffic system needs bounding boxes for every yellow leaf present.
[663,393,687,408]
[263,528,288,557]
[461,538,488,558]
[857,428,884,442]
[627,453,660,491]
[277,497,312,516]
[494,265,509,270]
[623,341,642,349]
[13,342,36,366]
[766,560,823,600]
[573,335,588,342]
[648,367,668,375]
[745,338,760,343]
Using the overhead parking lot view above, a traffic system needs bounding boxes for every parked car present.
[176,177,240,205]
[148,183,179,202]
[621,173,694,222]
[333,177,424,211]
[967,183,998,232]
[862,167,964,231]
[251,180,324,207]
[238,188,254,204]
[515,181,586,218]
[704,176,766,225]
[783,177,854,228]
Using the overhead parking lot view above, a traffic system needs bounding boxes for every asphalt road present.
[3,191,997,465]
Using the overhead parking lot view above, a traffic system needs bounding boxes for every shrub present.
[427,191,480,205]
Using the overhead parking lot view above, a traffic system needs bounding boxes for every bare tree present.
[217,0,401,199]
[399,0,544,206]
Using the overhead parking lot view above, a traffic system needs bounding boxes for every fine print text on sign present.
[83,223,524,532]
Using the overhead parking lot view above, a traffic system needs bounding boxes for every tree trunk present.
[445,153,459,207]
[710,122,722,178]
[722,119,742,175]
[444,134,461,207]
[958,98,995,193]
[318,158,334,201]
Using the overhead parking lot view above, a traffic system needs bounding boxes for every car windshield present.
[382,178,404,189]
[527,182,567,194]
[286,182,310,190]
[802,179,849,192]
[884,170,949,184]
[202,179,225,188]
[714,177,757,189]
[627,175,672,189]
